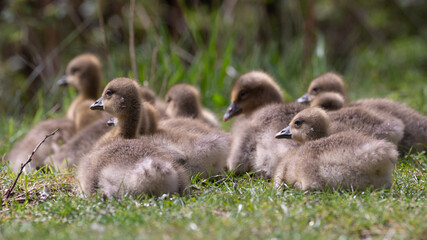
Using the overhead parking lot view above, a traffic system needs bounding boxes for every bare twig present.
[129,0,138,81]
[4,129,59,199]
[24,18,92,90]
[96,0,111,69]
[19,17,93,114]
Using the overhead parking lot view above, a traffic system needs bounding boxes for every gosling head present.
[310,92,345,111]
[223,71,283,121]
[275,107,330,144]
[165,83,201,119]
[58,53,102,98]
[297,72,345,104]
[90,77,141,118]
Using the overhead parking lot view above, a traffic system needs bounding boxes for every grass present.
[0,153,426,239]
[1,12,427,240]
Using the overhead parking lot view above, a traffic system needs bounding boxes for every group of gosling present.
[7,53,427,198]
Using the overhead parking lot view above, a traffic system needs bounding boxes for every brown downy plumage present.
[223,71,284,122]
[156,117,231,178]
[104,107,229,179]
[297,72,346,104]
[79,137,190,198]
[274,107,398,191]
[139,85,168,120]
[299,73,426,153]
[43,117,112,170]
[349,99,427,152]
[246,102,306,178]
[309,92,345,111]
[223,71,302,178]
[7,119,75,173]
[77,78,189,198]
[310,92,404,144]
[7,53,105,172]
[44,84,159,171]
[165,83,219,128]
[58,53,106,130]
[226,102,305,178]
[104,79,229,177]
[138,101,159,135]
[142,85,230,178]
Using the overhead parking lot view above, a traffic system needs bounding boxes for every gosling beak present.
[107,117,115,126]
[90,96,104,110]
[275,126,292,139]
[297,93,310,104]
[57,75,68,86]
[223,102,242,121]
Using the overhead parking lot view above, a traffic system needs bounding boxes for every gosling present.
[165,83,219,128]
[274,107,398,191]
[77,78,189,198]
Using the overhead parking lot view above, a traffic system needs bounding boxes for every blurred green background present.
[1,2,426,238]
[1,0,426,120]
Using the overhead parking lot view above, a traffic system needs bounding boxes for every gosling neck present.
[116,105,141,139]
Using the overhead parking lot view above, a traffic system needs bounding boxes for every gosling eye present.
[239,90,248,98]
[311,87,319,94]
[70,67,79,75]
[294,119,304,126]
[105,89,114,97]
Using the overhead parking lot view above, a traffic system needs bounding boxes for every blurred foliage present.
[0,0,426,122]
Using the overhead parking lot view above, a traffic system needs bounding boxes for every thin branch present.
[4,129,59,199]
[96,0,111,70]
[24,18,92,90]
[129,0,138,81]
[20,17,93,114]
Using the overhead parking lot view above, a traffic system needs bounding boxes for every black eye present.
[70,67,79,75]
[294,119,303,126]
[166,96,172,103]
[311,87,319,93]
[239,90,248,98]
[105,89,114,97]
